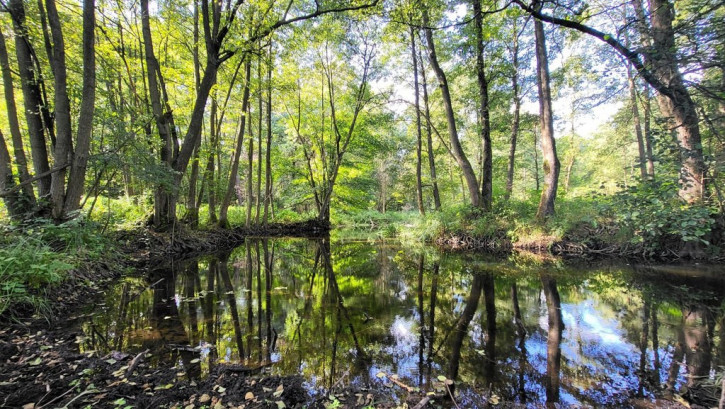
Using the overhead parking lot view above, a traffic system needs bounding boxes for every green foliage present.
[604,180,717,251]
[88,196,152,229]
[0,218,111,318]
[0,235,71,317]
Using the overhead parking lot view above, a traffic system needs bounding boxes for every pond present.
[80,238,725,407]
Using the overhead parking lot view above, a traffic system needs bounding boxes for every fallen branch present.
[330,369,351,390]
[412,396,432,409]
[389,375,416,393]
[126,348,150,377]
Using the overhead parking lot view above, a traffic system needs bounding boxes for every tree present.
[0,26,34,207]
[422,7,482,208]
[532,2,560,219]
[410,26,425,215]
[7,0,52,199]
[284,19,378,224]
[472,0,493,210]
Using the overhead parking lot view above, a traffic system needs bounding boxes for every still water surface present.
[81,238,725,407]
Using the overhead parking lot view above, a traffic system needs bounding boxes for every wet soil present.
[0,323,449,408]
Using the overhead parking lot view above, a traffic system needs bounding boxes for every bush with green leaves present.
[604,180,716,252]
[0,218,111,318]
[0,236,72,317]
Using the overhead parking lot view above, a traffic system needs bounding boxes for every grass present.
[331,196,607,249]
[0,217,113,320]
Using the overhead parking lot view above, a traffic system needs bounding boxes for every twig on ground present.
[412,395,431,409]
[126,348,150,377]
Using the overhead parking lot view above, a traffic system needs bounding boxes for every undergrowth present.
[0,217,111,320]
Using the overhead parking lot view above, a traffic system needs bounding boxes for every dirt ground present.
[0,321,451,408]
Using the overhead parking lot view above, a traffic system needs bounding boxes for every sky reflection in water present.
[81,238,725,407]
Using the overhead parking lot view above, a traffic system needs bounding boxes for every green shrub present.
[604,180,716,251]
[0,237,72,317]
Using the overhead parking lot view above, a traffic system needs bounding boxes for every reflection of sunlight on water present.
[388,316,416,356]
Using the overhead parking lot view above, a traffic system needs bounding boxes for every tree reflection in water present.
[540,273,563,407]
[79,239,725,407]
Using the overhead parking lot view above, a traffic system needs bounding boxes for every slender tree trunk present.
[9,0,52,198]
[419,44,441,211]
[246,102,255,228]
[473,0,492,210]
[533,128,540,191]
[0,27,34,205]
[186,1,203,227]
[422,9,482,208]
[263,41,273,227]
[63,0,96,215]
[628,61,648,180]
[219,61,252,228]
[256,55,263,226]
[207,97,219,223]
[506,20,521,200]
[187,135,201,227]
[534,11,560,219]
[642,84,655,179]
[44,0,73,219]
[411,26,425,215]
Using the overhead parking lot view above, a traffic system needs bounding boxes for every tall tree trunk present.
[44,0,73,219]
[256,55,263,226]
[207,97,219,223]
[411,26,425,215]
[141,0,176,227]
[628,61,648,180]
[219,61,252,228]
[263,41,273,227]
[246,101,255,228]
[419,44,441,211]
[623,12,648,181]
[533,128,540,191]
[642,84,655,179]
[0,27,34,205]
[648,0,703,200]
[8,0,52,198]
[534,10,560,219]
[422,9,482,208]
[186,0,203,227]
[63,0,96,215]
[473,0,492,210]
[506,20,521,200]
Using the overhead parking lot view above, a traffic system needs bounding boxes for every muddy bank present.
[119,219,329,263]
[0,324,454,408]
[434,231,723,261]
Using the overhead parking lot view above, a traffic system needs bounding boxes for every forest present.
[0,0,724,408]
